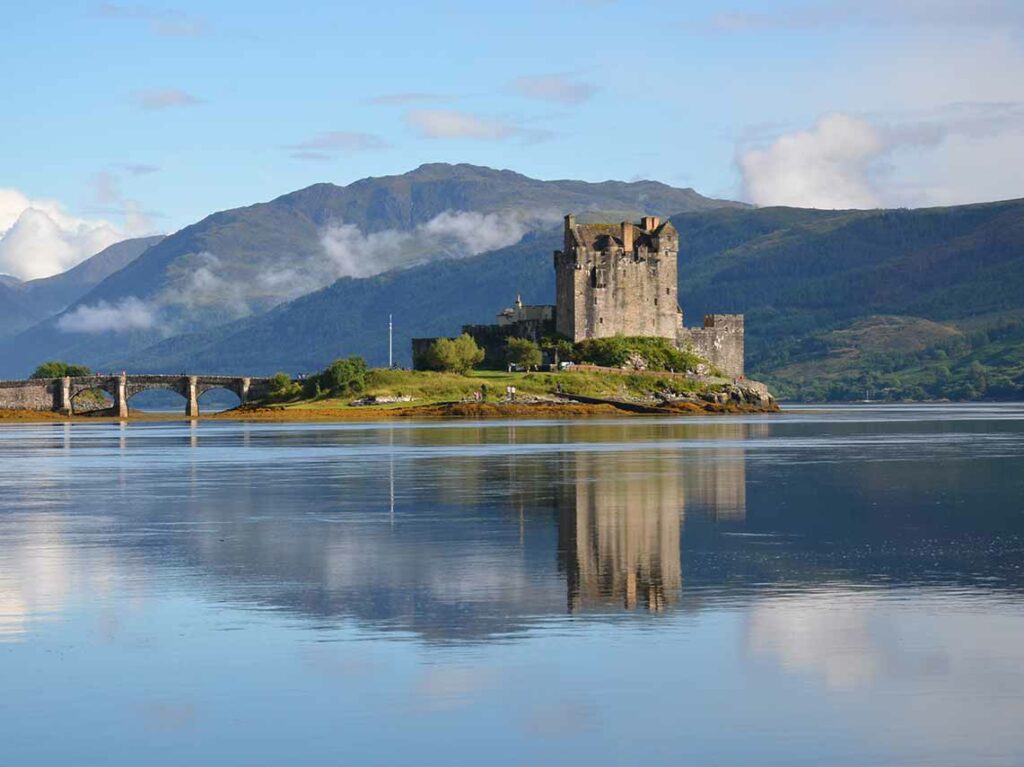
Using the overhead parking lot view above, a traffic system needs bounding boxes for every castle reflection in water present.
[557,444,747,613]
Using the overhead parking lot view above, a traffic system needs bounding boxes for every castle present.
[413,214,745,377]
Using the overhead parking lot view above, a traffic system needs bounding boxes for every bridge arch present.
[69,386,114,414]
[126,387,188,413]
[196,385,242,412]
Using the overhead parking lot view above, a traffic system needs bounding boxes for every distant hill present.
[0,164,743,376]
[115,199,1024,401]
[0,236,161,339]
[670,200,1024,399]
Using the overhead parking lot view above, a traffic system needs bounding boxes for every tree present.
[321,356,368,395]
[541,337,574,366]
[506,337,542,371]
[422,333,484,374]
[31,361,92,379]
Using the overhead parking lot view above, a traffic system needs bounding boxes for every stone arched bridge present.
[0,374,271,418]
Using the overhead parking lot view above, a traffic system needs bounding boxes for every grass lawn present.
[271,368,721,410]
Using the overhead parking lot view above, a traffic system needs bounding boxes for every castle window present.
[666,287,671,295]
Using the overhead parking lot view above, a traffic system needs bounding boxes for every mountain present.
[3,165,1023,401]
[0,164,743,376]
[0,236,162,339]
[117,198,1024,401]
[0,281,38,342]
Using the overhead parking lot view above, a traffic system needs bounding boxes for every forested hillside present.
[0,164,739,377]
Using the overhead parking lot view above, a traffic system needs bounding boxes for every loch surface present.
[2,405,1023,766]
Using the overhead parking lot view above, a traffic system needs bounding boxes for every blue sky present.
[2,0,1024,278]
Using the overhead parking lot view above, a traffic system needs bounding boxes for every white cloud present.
[285,131,389,161]
[738,113,884,208]
[510,74,596,105]
[0,189,125,280]
[57,297,156,333]
[132,89,203,110]
[738,100,1024,208]
[405,110,519,140]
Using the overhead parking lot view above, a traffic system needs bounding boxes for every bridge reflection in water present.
[0,373,270,417]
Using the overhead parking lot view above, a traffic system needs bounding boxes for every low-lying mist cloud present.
[320,209,558,279]
[57,297,157,333]
[56,209,555,336]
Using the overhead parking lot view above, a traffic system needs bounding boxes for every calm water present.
[2,405,1023,766]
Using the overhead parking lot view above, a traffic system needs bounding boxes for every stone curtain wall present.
[680,315,745,379]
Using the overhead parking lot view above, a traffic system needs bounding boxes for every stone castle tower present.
[554,215,681,342]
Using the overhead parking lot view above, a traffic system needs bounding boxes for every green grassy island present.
[231,364,777,421]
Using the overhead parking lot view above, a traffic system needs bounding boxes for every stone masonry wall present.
[0,380,58,410]
[679,314,745,379]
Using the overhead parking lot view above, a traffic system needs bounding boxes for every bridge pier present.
[186,376,199,418]
[116,374,129,419]
[240,377,251,404]
[60,376,72,415]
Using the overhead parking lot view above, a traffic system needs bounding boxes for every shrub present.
[30,361,93,379]
[505,337,542,370]
[572,336,704,373]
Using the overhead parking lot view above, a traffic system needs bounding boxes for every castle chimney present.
[621,222,634,252]
[642,215,660,231]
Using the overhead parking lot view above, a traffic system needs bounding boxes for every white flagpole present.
[388,314,393,368]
